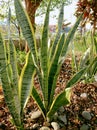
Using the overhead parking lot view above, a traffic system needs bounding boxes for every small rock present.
[40,126,50,130]
[82,111,91,120]
[43,122,50,127]
[58,106,65,113]
[58,115,67,125]
[32,123,39,129]
[80,93,87,99]
[80,124,89,130]
[51,122,60,130]
[31,110,42,120]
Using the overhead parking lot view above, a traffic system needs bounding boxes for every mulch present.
[0,58,97,130]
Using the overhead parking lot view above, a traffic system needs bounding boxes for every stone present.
[32,123,39,129]
[80,93,87,99]
[40,126,50,130]
[82,111,91,120]
[51,122,60,130]
[31,110,42,120]
[58,115,67,125]
[43,122,50,127]
[80,124,89,130]
[58,106,65,113]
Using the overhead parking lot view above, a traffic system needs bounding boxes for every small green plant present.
[71,32,97,83]
[82,35,97,83]
[16,50,26,75]
[0,0,86,129]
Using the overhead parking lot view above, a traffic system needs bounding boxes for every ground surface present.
[0,58,97,130]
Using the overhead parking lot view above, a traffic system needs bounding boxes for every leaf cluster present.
[0,0,85,129]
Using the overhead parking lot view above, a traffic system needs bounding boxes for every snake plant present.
[72,32,97,83]
[0,36,35,129]
[0,0,86,129]
[14,0,86,119]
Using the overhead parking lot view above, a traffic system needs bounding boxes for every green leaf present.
[14,0,42,100]
[32,86,46,118]
[60,14,83,63]
[8,39,21,118]
[71,44,78,72]
[48,34,65,106]
[0,32,21,127]
[14,0,38,66]
[8,8,11,39]
[66,67,86,89]
[5,40,13,83]
[47,88,71,118]
[9,39,18,89]
[87,56,97,75]
[19,52,35,113]
[79,47,91,69]
[92,60,97,75]
[40,0,51,108]
[50,3,64,59]
[87,56,97,70]
[94,37,97,53]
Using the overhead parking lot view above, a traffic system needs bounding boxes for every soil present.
[0,58,97,130]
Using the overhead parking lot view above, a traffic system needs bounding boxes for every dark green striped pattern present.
[0,33,21,127]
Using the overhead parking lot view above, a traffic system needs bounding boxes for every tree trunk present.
[25,0,42,28]
[24,0,42,52]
